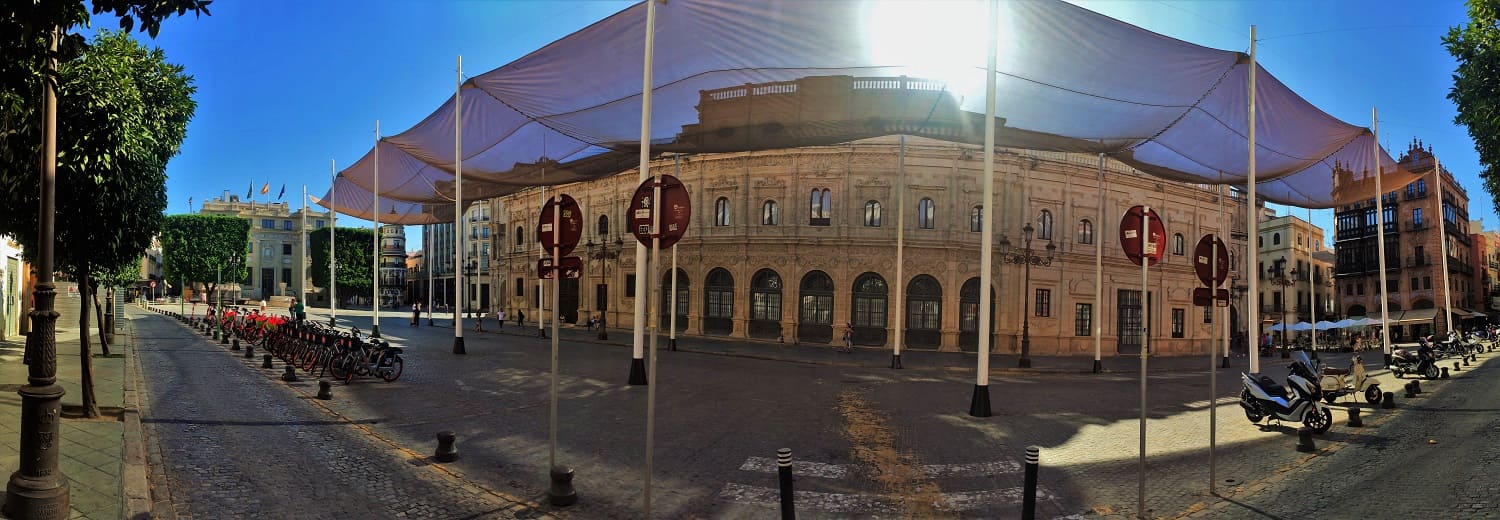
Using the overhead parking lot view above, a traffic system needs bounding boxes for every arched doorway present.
[798,271,834,343]
[1347,305,1367,317]
[750,269,783,339]
[851,272,888,346]
[959,277,996,352]
[659,268,688,333]
[703,268,734,335]
[905,275,942,349]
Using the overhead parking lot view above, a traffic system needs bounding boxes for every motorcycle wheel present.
[1364,385,1382,404]
[1424,364,1440,380]
[1304,407,1333,434]
[1241,390,1264,423]
[1323,394,1339,404]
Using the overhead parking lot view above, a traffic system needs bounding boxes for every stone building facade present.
[378,224,407,306]
[487,136,1254,356]
[199,192,330,302]
[1334,140,1478,338]
[1256,215,1334,326]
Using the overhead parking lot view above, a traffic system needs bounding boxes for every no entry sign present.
[538,194,583,257]
[1193,234,1230,287]
[628,174,691,249]
[1119,205,1165,267]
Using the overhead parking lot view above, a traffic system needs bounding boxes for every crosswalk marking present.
[717,483,1054,513]
[737,457,1020,479]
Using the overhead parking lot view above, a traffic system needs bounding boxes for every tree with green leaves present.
[0,30,197,418]
[1445,0,1500,213]
[159,214,250,302]
[308,227,376,307]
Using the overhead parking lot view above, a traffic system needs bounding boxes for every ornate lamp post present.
[583,236,625,340]
[998,222,1056,368]
[1267,257,1298,359]
[463,258,479,321]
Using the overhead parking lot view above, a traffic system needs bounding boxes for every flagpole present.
[302,185,308,310]
[629,0,657,387]
[969,0,998,418]
[1246,26,1261,376]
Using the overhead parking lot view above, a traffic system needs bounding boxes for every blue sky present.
[113,0,1483,250]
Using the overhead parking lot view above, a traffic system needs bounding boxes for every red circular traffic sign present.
[1119,205,1166,267]
[1193,234,1230,287]
[628,174,691,249]
[538,194,583,257]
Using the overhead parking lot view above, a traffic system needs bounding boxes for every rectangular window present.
[1074,303,1091,336]
[1345,284,1353,296]
[282,243,292,255]
[315,220,325,229]
[626,274,637,298]
[1357,283,1364,295]
[283,220,293,230]
[1034,289,1051,317]
[1171,309,1184,338]
[1412,277,1420,292]
[1424,276,1432,289]
[515,278,524,297]
[282,268,292,284]
[1388,279,1398,292]
[261,218,275,229]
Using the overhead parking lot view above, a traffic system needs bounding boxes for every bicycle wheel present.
[379,355,404,382]
[328,353,353,382]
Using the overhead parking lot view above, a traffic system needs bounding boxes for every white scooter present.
[1239,350,1333,433]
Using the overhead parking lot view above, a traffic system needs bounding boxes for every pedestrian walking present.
[411,302,420,327]
[498,309,506,330]
[840,324,853,353]
[292,298,305,323]
[474,308,485,332]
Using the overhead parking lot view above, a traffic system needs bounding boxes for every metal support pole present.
[372,120,382,338]
[9,29,72,514]
[1435,155,1455,335]
[644,175,662,517]
[1210,185,1223,494]
[1138,207,1151,520]
[893,134,906,369]
[1247,25,1261,376]
[629,0,658,387]
[1093,154,1104,373]
[969,0,998,418]
[669,244,678,351]
[1373,108,1392,365]
[454,55,467,355]
[428,223,435,325]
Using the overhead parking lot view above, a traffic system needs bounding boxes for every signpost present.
[537,193,582,507]
[1119,204,1161,519]
[626,173,690,516]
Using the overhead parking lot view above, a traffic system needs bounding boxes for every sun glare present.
[862,0,993,93]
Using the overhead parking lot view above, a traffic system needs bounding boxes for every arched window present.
[906,275,942,348]
[703,268,734,335]
[798,271,835,343]
[850,272,888,345]
[1037,210,1054,240]
[714,197,731,226]
[749,269,783,339]
[917,198,935,229]
[597,215,610,237]
[1172,233,1185,255]
[809,188,831,226]
[1077,219,1094,244]
[515,225,524,246]
[659,269,689,332]
[958,278,996,352]
[761,200,779,225]
[969,205,983,232]
[864,200,882,227]
[1273,232,1281,245]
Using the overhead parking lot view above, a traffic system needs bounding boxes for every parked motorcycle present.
[1391,341,1439,379]
[1318,354,1382,404]
[1240,351,1333,433]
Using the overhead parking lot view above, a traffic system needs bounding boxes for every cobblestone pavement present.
[151,304,1494,519]
[131,307,547,519]
[1186,349,1500,519]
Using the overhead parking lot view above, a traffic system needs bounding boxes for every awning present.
[315,0,1423,219]
[1389,308,1438,325]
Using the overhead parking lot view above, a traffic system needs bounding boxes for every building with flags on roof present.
[199,190,331,303]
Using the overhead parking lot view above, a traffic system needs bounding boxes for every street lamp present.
[584,235,626,341]
[463,258,479,322]
[1267,257,1298,359]
[998,222,1056,368]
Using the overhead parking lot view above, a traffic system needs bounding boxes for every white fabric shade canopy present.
[316,0,1422,219]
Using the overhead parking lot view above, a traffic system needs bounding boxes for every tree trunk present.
[79,272,100,418]
[92,281,111,356]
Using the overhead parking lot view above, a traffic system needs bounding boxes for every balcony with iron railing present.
[1406,220,1428,232]
[1407,254,1432,268]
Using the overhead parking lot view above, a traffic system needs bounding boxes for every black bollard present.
[231,338,240,351]
[244,344,254,359]
[1295,427,1316,453]
[1022,446,1040,520]
[1455,362,1462,372]
[281,365,298,382]
[1411,380,1422,395]
[434,431,458,462]
[317,381,332,400]
[548,466,578,507]
[1382,391,1395,409]
[1464,356,1472,366]
[1347,407,1363,427]
[777,448,794,520]
[1092,359,1103,373]
[262,354,273,369]
[1442,367,1450,379]
[1404,382,1416,398]
[219,332,228,345]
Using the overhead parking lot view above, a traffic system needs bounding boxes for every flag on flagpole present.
[187,196,193,212]
[277,184,285,200]
[260,182,271,195]
[246,183,252,199]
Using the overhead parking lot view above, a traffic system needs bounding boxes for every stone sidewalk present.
[0,302,136,520]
